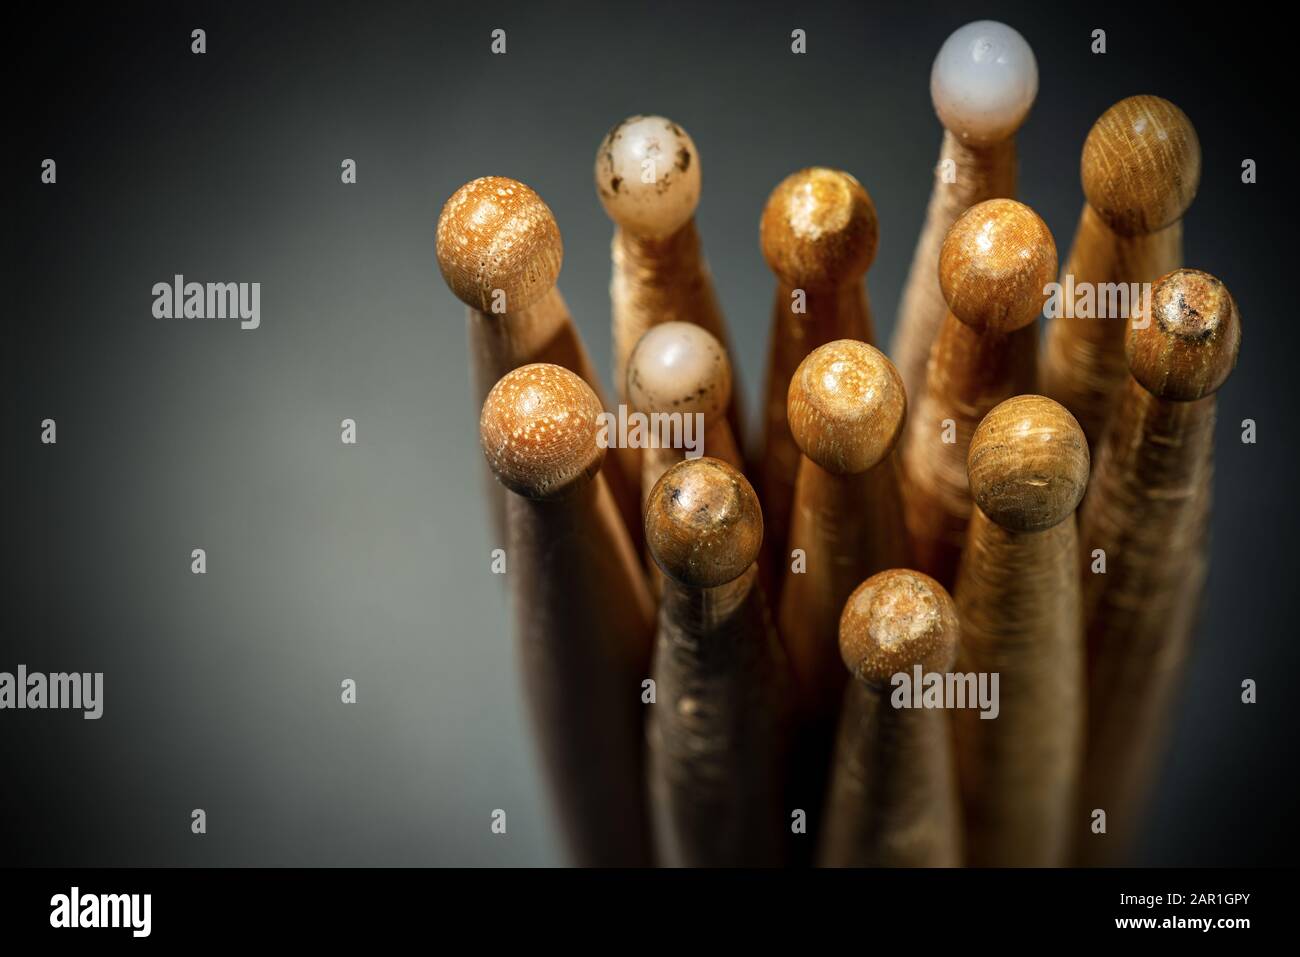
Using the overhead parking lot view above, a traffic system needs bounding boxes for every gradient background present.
[5,0,1295,866]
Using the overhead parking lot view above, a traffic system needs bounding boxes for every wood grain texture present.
[953,395,1088,866]
[820,570,962,867]
[480,364,655,866]
[438,176,645,556]
[1076,269,1239,865]
[892,133,1017,408]
[645,458,790,866]
[758,168,878,583]
[901,199,1055,587]
[1041,96,1200,447]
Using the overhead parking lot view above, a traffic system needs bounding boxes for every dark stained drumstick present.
[644,457,790,866]
[480,363,655,866]
[438,175,644,554]
[819,569,963,867]
[1076,268,1240,864]
[953,394,1089,866]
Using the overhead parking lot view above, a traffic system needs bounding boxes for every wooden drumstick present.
[901,198,1056,587]
[645,457,790,866]
[758,168,879,579]
[780,339,910,718]
[819,569,963,867]
[480,363,654,866]
[954,394,1089,866]
[437,175,644,554]
[1041,96,1201,447]
[596,115,747,452]
[892,20,1037,408]
[1077,269,1240,865]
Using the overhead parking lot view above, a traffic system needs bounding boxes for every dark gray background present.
[4,0,1295,865]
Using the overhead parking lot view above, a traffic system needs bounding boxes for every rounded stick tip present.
[760,167,878,288]
[967,394,1089,532]
[645,457,762,588]
[480,363,605,500]
[1081,95,1201,236]
[627,322,731,418]
[939,198,1056,334]
[931,20,1038,144]
[787,339,906,474]
[594,115,701,238]
[1128,268,1240,401]
[436,176,562,312]
[839,569,959,684]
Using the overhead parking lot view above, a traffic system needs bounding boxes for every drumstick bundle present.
[438,29,1239,865]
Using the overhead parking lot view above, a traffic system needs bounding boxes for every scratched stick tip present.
[839,569,959,686]
[645,457,763,588]
[436,176,563,313]
[1126,268,1241,401]
[967,395,1089,532]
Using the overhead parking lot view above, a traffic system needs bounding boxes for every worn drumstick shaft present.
[954,395,1089,866]
[481,364,655,866]
[645,458,790,866]
[1077,269,1240,864]
[777,340,910,857]
[820,570,963,867]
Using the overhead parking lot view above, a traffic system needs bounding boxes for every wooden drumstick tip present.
[930,20,1038,145]
[435,176,563,313]
[627,322,730,417]
[967,395,1089,532]
[939,198,1056,334]
[839,569,959,685]
[1127,268,1241,401]
[645,458,762,588]
[479,363,605,500]
[1081,95,1201,237]
[787,339,905,474]
[595,115,701,239]
[760,168,878,289]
